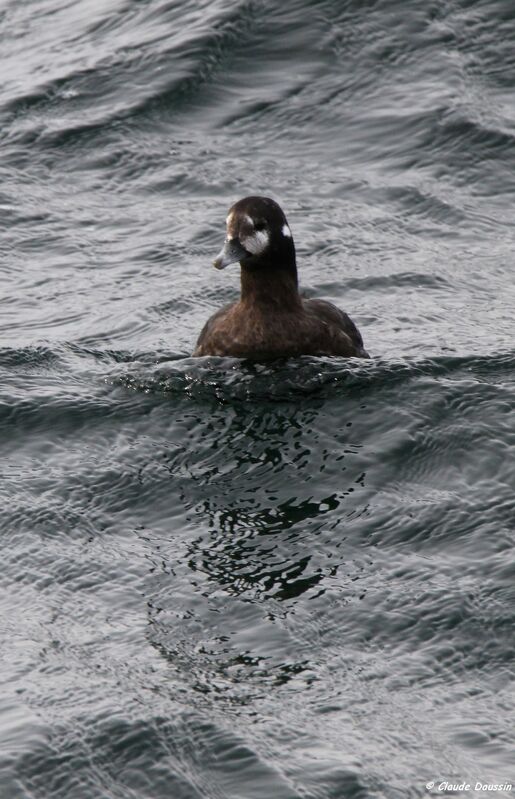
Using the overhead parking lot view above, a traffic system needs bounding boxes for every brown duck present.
[194,196,369,359]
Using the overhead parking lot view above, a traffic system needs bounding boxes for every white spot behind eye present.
[242,229,269,255]
[243,214,254,228]
[282,224,291,238]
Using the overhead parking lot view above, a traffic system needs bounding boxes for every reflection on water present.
[141,393,371,698]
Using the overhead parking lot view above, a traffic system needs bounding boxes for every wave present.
[106,349,515,403]
[2,344,515,408]
[1,0,261,151]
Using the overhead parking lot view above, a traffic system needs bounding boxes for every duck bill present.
[213,238,248,269]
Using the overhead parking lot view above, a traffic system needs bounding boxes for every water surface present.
[1,1,515,797]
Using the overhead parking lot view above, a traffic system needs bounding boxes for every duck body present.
[194,291,367,360]
[193,196,369,360]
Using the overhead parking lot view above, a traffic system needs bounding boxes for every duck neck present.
[240,262,301,311]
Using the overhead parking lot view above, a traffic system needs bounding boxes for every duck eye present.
[254,220,266,232]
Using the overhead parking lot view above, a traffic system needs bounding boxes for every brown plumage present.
[193,196,369,360]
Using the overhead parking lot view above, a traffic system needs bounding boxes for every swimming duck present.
[193,196,369,359]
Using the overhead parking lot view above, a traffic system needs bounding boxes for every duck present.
[193,196,369,359]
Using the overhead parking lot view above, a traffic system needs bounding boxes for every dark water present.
[2,1,515,797]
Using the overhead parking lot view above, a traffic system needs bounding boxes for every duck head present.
[213,196,296,271]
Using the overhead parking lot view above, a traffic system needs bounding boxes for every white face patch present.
[243,214,254,228]
[282,224,292,238]
[241,229,269,255]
